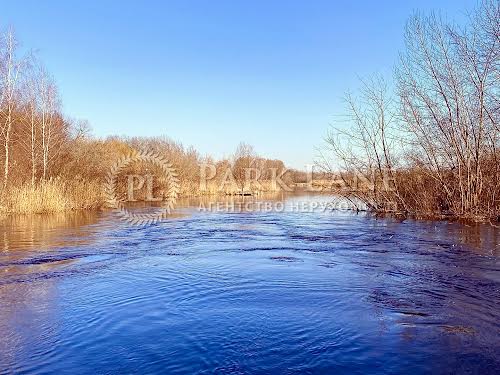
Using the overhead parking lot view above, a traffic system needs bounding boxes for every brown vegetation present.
[320,1,499,223]
[2,1,497,222]
[0,27,292,215]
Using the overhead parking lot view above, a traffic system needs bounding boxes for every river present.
[0,194,499,374]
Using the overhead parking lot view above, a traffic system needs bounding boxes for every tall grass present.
[0,178,287,215]
[181,180,284,196]
[2,179,103,214]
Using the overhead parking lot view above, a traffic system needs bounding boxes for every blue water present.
[0,196,499,374]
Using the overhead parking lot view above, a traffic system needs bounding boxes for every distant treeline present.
[2,1,498,222]
[0,29,298,214]
[320,1,499,223]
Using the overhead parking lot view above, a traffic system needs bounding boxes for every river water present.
[0,195,499,374]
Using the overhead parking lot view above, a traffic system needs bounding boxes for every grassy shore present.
[0,180,103,215]
[1,179,496,225]
[0,179,284,215]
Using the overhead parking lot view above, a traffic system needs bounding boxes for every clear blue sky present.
[3,0,472,168]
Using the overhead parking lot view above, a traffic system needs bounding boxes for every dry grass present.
[181,179,286,196]
[0,177,290,216]
[2,179,103,214]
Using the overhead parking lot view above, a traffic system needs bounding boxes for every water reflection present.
[1,211,100,251]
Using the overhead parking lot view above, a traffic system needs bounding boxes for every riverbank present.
[370,210,500,227]
[1,182,497,226]
[0,180,103,215]
[0,179,284,215]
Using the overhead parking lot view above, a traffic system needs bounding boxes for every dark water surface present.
[0,195,499,374]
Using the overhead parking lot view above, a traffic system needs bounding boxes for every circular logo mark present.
[104,150,179,225]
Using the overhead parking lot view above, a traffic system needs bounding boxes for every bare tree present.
[18,54,40,187]
[232,142,257,192]
[0,28,23,191]
[321,1,499,221]
[396,2,499,217]
[320,77,405,212]
[35,66,61,180]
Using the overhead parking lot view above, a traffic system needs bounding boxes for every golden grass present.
[2,179,103,214]
[181,179,286,196]
[0,178,289,215]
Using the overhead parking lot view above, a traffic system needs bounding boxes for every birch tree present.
[0,28,23,191]
[36,66,60,180]
[19,55,40,187]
